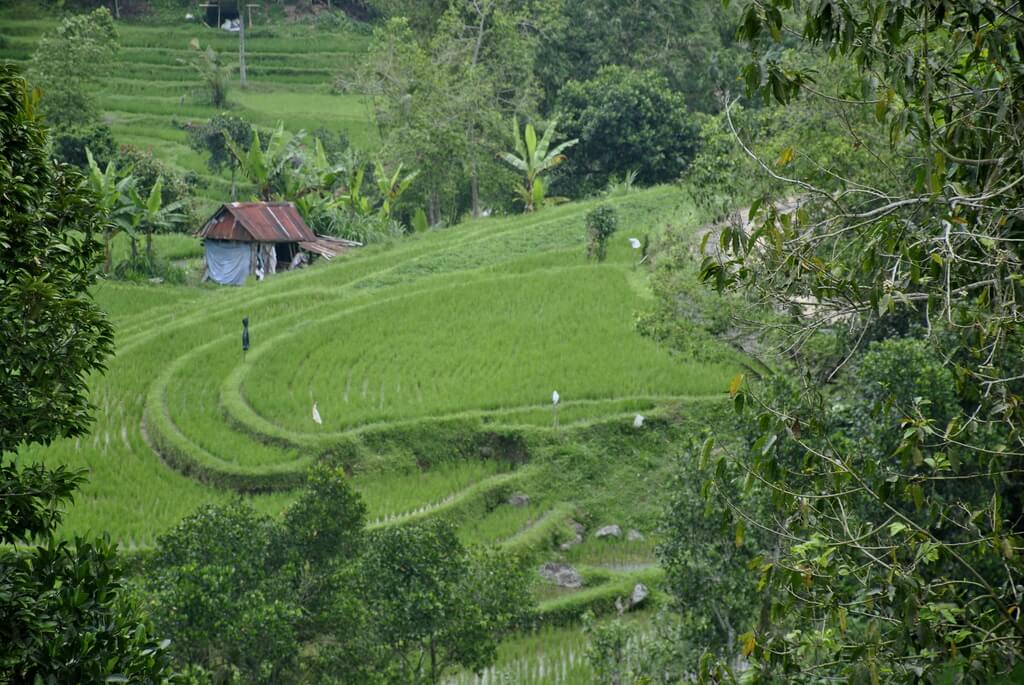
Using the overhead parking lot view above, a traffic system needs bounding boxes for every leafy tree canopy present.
[27,7,118,127]
[555,66,699,197]
[0,63,172,684]
[688,0,1024,681]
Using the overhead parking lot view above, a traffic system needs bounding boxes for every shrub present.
[117,144,196,224]
[50,122,117,169]
[585,204,619,262]
[112,254,187,284]
[556,66,699,197]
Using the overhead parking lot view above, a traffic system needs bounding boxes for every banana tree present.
[225,122,295,201]
[85,148,137,273]
[373,160,419,220]
[337,164,372,216]
[499,117,577,212]
[127,176,188,259]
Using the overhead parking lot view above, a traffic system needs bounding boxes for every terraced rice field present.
[5,9,747,680]
[0,11,375,207]
[16,187,740,547]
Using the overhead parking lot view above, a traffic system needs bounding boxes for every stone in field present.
[539,562,582,588]
[595,524,622,539]
[626,529,644,541]
[507,493,531,507]
[615,583,650,614]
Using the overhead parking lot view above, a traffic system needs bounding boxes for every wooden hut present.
[197,202,359,285]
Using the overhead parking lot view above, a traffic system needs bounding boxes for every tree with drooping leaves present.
[127,176,188,260]
[85,147,137,273]
[225,122,296,201]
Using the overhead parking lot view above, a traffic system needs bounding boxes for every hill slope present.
[0,10,375,206]
[16,187,742,551]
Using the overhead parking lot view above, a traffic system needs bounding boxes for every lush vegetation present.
[4,0,1023,682]
[0,64,174,684]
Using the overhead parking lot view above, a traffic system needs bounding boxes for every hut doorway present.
[203,2,240,28]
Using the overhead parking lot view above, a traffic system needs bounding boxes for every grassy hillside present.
[0,9,375,209]
[15,187,740,552]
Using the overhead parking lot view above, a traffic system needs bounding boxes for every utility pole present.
[238,6,247,87]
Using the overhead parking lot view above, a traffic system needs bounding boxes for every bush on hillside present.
[50,122,117,170]
[584,204,618,262]
[555,66,700,197]
[113,253,187,284]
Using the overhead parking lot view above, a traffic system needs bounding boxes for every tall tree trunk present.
[130,236,138,261]
[104,233,112,273]
[470,157,480,218]
[230,165,237,200]
[428,189,439,226]
[146,230,154,259]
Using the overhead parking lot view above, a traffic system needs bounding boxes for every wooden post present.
[238,8,247,87]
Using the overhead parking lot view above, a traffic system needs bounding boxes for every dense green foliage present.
[50,121,118,169]
[27,7,118,127]
[0,64,173,684]
[556,66,699,197]
[684,0,1024,681]
[359,2,541,223]
[146,468,531,684]
[534,0,744,113]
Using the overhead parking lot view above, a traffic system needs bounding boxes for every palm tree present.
[499,117,577,212]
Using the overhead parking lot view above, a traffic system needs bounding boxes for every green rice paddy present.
[4,10,742,674]
[0,11,376,208]
[15,187,738,551]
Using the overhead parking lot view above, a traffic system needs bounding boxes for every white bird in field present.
[628,237,642,249]
[312,401,322,425]
[633,414,645,428]
[552,390,560,406]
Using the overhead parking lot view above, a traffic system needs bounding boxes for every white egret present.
[312,401,322,425]
[552,390,560,405]
[628,237,642,249]
[633,414,645,428]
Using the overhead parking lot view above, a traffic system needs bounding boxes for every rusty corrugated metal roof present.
[197,202,317,243]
